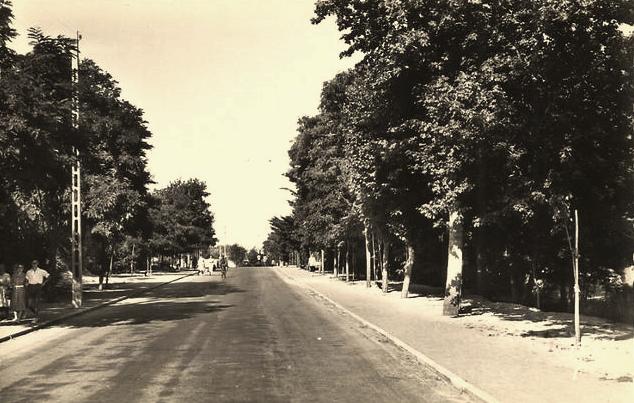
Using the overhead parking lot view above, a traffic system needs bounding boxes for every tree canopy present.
[148,179,217,257]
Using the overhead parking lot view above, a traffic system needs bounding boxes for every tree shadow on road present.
[58,299,235,328]
[51,279,243,329]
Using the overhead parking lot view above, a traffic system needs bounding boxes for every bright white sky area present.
[10,0,359,249]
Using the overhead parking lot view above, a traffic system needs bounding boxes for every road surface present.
[0,268,473,402]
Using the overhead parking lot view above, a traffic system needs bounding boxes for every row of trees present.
[265,1,634,318]
[0,1,216,292]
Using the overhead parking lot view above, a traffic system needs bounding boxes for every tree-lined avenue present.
[0,269,472,403]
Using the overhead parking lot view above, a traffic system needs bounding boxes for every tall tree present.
[78,58,153,284]
[0,29,78,268]
[227,244,247,266]
[148,179,216,257]
[263,215,301,264]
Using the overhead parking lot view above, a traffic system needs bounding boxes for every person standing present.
[0,264,12,320]
[11,264,27,321]
[25,259,49,318]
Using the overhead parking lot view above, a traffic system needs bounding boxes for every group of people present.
[0,260,50,322]
[197,255,228,279]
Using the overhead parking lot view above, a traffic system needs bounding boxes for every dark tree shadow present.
[458,296,633,341]
[53,279,242,329]
[390,282,444,300]
[58,299,234,328]
[3,279,244,332]
[389,278,633,341]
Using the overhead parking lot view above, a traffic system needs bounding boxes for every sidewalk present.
[275,266,634,403]
[0,271,194,342]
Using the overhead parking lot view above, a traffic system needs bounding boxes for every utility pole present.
[70,31,83,308]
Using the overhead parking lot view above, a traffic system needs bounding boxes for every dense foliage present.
[148,179,216,258]
[227,243,247,266]
[265,0,634,319]
[0,2,216,291]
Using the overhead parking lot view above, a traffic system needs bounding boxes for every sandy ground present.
[456,296,633,382]
[392,282,633,381]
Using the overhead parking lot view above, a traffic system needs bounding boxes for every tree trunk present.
[98,247,106,290]
[510,271,517,303]
[351,243,356,281]
[130,244,135,274]
[475,144,487,295]
[559,281,569,310]
[475,245,485,296]
[105,252,114,286]
[443,207,464,316]
[382,238,390,294]
[372,231,379,284]
[401,241,415,299]
[320,249,325,274]
[98,267,104,291]
[345,243,350,282]
[531,258,540,309]
[529,249,541,309]
[364,227,372,288]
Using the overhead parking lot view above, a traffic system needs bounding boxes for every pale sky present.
[10,0,358,249]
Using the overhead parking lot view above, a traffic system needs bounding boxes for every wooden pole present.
[574,209,581,345]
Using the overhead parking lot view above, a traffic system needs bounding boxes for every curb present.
[0,271,196,344]
[273,267,500,403]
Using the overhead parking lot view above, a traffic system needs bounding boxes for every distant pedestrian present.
[0,264,11,320]
[25,259,49,318]
[219,256,228,280]
[11,264,27,321]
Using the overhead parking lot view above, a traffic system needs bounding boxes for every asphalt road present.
[0,268,474,403]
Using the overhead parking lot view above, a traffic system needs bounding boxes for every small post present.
[574,209,581,345]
